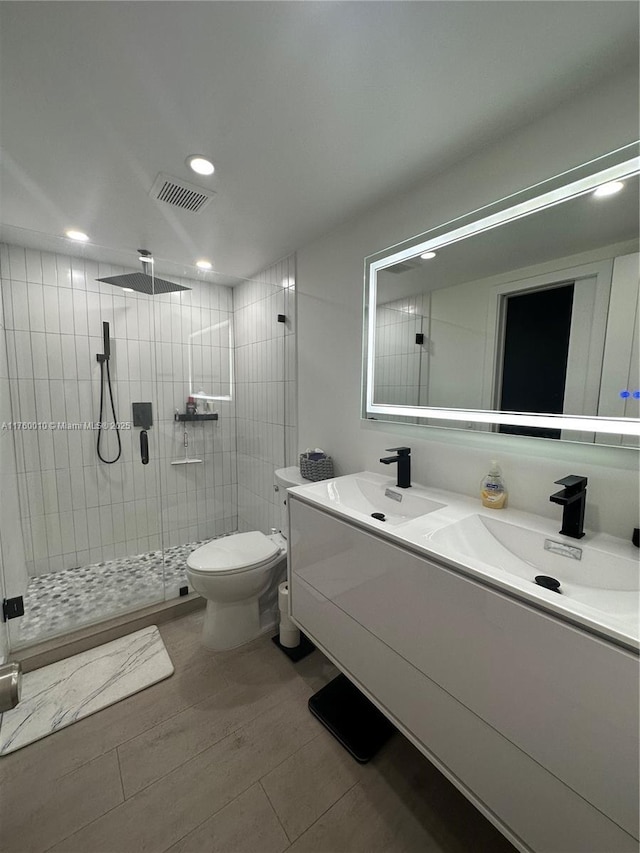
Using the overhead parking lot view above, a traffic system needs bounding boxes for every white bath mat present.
[0,625,174,755]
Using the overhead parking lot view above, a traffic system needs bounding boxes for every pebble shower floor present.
[12,539,213,647]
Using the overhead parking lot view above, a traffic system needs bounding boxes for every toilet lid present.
[187,531,281,573]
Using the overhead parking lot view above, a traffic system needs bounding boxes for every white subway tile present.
[9,245,27,282]
[64,379,81,423]
[39,252,57,285]
[17,378,36,421]
[11,282,30,331]
[86,290,103,337]
[48,379,66,422]
[137,302,151,340]
[52,430,70,470]
[45,513,62,556]
[58,288,75,334]
[1,279,13,331]
[77,380,93,422]
[74,336,91,381]
[13,331,32,379]
[0,245,10,279]
[41,469,59,515]
[25,249,43,284]
[96,462,114,506]
[43,285,61,333]
[84,259,100,292]
[99,291,114,328]
[111,503,126,544]
[62,552,79,570]
[71,256,86,290]
[72,290,88,336]
[89,545,104,564]
[73,508,89,550]
[23,430,44,472]
[27,282,45,332]
[31,333,49,379]
[60,333,77,380]
[55,468,73,513]
[25,471,45,517]
[56,254,72,287]
[30,516,48,561]
[34,379,52,422]
[98,505,114,545]
[80,425,96,467]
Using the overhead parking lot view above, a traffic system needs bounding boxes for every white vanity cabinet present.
[289,497,639,853]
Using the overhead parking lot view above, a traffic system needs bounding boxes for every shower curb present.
[12,594,205,673]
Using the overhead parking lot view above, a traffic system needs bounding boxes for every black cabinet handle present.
[140,430,149,465]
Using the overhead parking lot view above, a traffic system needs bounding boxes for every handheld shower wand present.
[96,321,122,464]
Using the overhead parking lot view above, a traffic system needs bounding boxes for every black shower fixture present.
[96,321,122,464]
[96,248,191,294]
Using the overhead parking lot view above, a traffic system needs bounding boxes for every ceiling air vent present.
[150,173,215,213]
[385,259,423,274]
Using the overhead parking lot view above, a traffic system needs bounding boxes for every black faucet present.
[549,475,587,539]
[379,447,411,489]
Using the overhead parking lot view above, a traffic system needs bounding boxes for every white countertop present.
[288,471,639,652]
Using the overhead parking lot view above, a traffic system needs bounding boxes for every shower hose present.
[97,357,122,464]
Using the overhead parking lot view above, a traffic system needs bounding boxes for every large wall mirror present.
[363,145,639,447]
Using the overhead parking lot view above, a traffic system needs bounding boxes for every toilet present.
[186,466,307,650]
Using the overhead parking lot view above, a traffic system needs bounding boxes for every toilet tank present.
[274,467,307,538]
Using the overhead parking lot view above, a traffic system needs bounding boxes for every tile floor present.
[0,609,517,853]
[13,539,212,647]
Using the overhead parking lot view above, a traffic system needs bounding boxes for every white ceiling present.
[0,1,638,283]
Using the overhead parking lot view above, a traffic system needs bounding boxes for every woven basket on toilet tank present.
[299,454,334,481]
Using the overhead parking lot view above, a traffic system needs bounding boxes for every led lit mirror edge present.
[362,151,640,442]
[366,142,640,266]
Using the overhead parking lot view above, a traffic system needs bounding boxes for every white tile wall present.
[0,244,237,577]
[373,294,430,425]
[234,255,297,534]
[0,258,29,658]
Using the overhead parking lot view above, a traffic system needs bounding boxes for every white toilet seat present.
[187,531,284,576]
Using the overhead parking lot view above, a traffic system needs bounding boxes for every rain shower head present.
[96,271,190,295]
[97,249,191,294]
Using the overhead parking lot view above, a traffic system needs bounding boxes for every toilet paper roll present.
[278,582,300,648]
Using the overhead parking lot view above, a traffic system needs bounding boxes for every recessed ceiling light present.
[65,229,89,242]
[187,155,215,176]
[122,287,134,293]
[196,259,213,270]
[593,181,624,198]
[420,251,437,260]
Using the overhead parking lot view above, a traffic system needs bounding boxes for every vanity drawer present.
[289,498,639,842]
[291,572,637,853]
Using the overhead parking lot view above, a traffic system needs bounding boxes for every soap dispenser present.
[480,460,507,509]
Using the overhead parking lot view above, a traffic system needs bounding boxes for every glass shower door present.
[1,240,168,650]
[152,258,236,600]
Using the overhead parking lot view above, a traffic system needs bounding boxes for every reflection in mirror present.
[365,150,639,446]
[189,318,233,402]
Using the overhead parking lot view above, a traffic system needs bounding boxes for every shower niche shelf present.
[174,413,218,422]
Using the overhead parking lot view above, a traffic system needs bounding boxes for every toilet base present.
[201,597,261,651]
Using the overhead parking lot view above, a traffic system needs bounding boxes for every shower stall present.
[0,238,297,656]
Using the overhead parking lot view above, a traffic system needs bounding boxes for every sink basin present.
[293,473,445,526]
[430,513,638,615]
